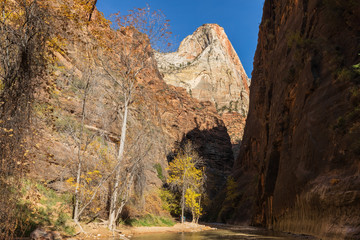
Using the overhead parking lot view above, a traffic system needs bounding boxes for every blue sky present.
[97,0,264,77]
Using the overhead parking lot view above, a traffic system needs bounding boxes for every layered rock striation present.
[156,24,250,148]
[155,24,250,117]
[230,0,360,239]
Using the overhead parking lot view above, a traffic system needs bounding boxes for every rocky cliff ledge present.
[231,0,360,239]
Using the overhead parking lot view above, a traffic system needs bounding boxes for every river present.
[131,225,317,240]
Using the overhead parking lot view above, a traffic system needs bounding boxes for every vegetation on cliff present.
[0,0,51,237]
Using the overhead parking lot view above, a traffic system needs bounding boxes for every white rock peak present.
[155,23,250,116]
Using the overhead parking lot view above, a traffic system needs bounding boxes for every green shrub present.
[353,63,360,74]
[153,163,165,181]
[17,182,74,237]
[335,67,358,83]
[70,77,87,93]
[54,114,77,133]
[55,212,68,226]
[234,100,240,112]
[350,88,360,106]
[128,214,175,227]
[0,79,4,92]
[33,102,54,119]
[159,189,180,216]
[225,177,240,204]
[55,212,74,235]
[287,32,313,49]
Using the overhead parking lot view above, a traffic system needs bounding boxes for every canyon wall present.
[30,13,234,218]
[232,0,360,239]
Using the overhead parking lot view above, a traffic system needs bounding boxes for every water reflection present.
[131,225,316,240]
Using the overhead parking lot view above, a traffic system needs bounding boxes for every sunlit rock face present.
[155,24,250,117]
[229,0,360,239]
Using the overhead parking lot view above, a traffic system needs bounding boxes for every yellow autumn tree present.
[167,141,205,223]
[185,188,202,223]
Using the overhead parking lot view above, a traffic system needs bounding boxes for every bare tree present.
[112,4,177,52]
[59,51,114,231]
[72,68,95,228]
[99,28,153,230]
[113,126,153,223]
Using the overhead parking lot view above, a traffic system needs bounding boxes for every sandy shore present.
[122,222,215,235]
[71,222,215,239]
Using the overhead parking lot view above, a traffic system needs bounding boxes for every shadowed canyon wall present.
[232,0,360,239]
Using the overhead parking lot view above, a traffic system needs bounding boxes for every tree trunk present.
[108,102,129,230]
[115,173,134,221]
[73,79,89,223]
[181,183,185,224]
[195,196,201,224]
[108,173,119,230]
[191,209,195,223]
[73,160,81,222]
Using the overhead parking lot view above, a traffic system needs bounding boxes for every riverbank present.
[122,222,215,235]
[70,222,215,239]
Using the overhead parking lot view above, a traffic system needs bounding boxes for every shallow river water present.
[131,225,316,240]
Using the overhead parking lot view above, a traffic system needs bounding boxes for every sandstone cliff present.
[155,24,249,146]
[29,10,233,220]
[231,1,360,239]
[156,24,249,115]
